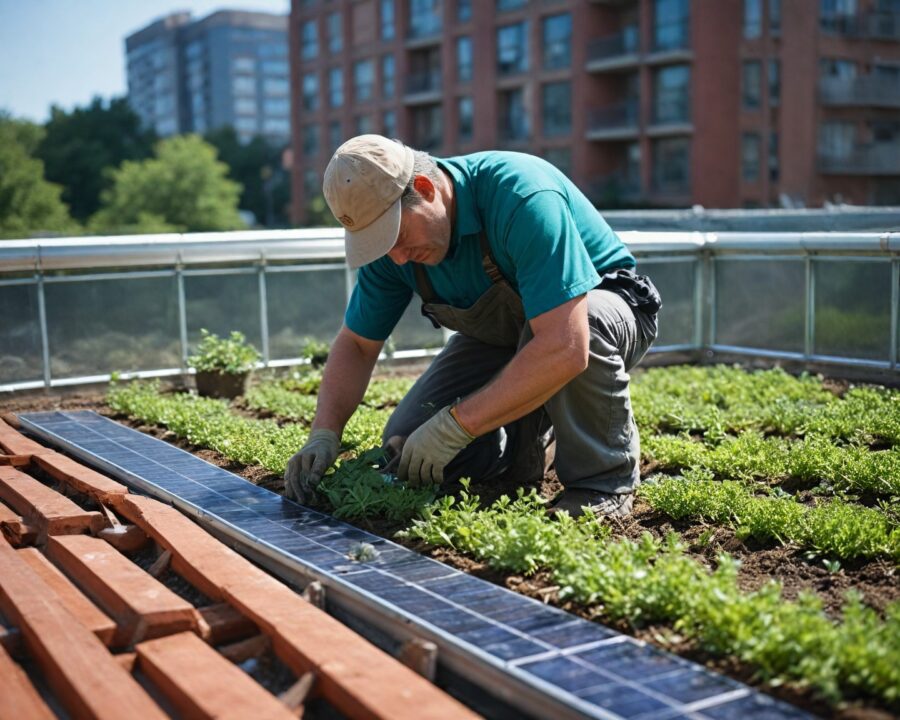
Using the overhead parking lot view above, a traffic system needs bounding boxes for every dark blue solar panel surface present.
[20,411,810,720]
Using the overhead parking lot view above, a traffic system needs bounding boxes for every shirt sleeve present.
[344,260,413,341]
[502,190,600,320]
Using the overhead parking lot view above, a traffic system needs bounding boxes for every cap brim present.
[344,198,401,270]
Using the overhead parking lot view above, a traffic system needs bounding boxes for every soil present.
[3,375,897,719]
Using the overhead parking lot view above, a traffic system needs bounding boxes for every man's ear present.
[412,174,436,201]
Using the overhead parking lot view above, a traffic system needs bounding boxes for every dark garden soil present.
[3,378,898,719]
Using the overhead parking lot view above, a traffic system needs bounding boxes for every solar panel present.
[20,411,810,720]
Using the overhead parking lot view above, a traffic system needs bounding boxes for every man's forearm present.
[312,329,381,435]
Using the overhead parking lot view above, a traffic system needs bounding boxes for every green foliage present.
[400,482,900,706]
[362,377,415,408]
[299,337,330,366]
[639,473,900,561]
[305,193,340,227]
[245,382,318,422]
[317,449,436,523]
[36,97,156,221]
[0,114,76,238]
[188,329,260,375]
[204,126,290,227]
[89,134,244,234]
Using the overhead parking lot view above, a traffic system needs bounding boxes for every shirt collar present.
[436,158,482,251]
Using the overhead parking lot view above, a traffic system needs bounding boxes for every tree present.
[306,193,340,228]
[0,114,76,238]
[36,97,156,222]
[90,135,245,234]
[204,126,290,227]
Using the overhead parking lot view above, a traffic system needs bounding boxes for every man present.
[284,134,660,518]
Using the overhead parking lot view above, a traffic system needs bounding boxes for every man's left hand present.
[398,406,475,487]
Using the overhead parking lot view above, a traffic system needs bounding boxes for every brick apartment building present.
[288,0,900,223]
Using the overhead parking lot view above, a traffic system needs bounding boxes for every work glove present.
[398,406,475,487]
[284,428,340,503]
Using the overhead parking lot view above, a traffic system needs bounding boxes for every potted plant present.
[188,329,260,399]
[300,336,330,368]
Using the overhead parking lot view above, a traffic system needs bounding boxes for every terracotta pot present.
[194,370,250,399]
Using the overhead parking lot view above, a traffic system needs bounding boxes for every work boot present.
[547,488,634,519]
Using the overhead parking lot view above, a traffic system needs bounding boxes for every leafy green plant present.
[188,329,260,375]
[300,336,330,367]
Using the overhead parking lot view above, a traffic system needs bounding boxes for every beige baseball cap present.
[323,134,415,269]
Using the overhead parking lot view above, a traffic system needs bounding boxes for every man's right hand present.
[284,428,340,503]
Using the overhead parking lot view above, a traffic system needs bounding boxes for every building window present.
[458,96,474,141]
[304,169,318,197]
[768,59,780,106]
[543,148,572,177]
[457,36,473,82]
[653,64,690,124]
[820,57,857,79]
[497,0,526,11]
[301,20,318,60]
[818,121,856,159]
[769,0,782,34]
[742,132,760,181]
[354,59,374,103]
[263,78,289,96]
[498,87,529,141]
[234,116,257,134]
[233,56,256,73]
[412,104,443,151]
[653,0,690,52]
[820,0,857,34]
[329,67,343,107]
[304,124,320,156]
[652,137,691,193]
[232,76,256,97]
[543,13,572,70]
[381,0,395,41]
[263,98,290,115]
[329,120,343,150]
[234,98,256,116]
[328,12,342,53]
[408,47,441,94]
[382,109,397,137]
[356,115,373,135]
[302,72,319,111]
[409,0,442,39]
[457,0,472,22]
[497,22,529,76]
[742,60,761,109]
[542,81,571,137]
[382,54,396,98]
[744,0,762,38]
[769,131,779,180]
[262,60,288,76]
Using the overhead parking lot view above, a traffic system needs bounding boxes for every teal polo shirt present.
[345,151,635,342]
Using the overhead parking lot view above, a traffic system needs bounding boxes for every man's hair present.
[399,148,442,210]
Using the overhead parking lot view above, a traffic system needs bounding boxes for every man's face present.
[386,177,452,266]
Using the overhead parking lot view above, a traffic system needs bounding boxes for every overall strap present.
[412,263,437,303]
[479,232,506,285]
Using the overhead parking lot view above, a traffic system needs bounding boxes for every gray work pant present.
[382,289,657,494]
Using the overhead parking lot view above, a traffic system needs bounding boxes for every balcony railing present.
[587,100,640,138]
[651,25,690,54]
[818,141,900,175]
[407,17,443,42]
[588,174,642,205]
[819,75,900,108]
[404,71,442,99]
[651,99,691,127]
[587,26,639,67]
[820,11,900,40]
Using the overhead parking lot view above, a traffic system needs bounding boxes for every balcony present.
[819,75,900,108]
[586,27,640,72]
[403,71,442,104]
[647,25,692,64]
[586,100,640,140]
[648,100,692,135]
[821,11,900,40]
[818,141,900,175]
[588,173,642,206]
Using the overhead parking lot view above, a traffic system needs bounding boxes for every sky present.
[0,0,289,123]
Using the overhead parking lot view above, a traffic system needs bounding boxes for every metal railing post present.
[891,255,899,369]
[804,255,815,359]
[36,272,51,389]
[176,258,189,371]
[259,253,270,365]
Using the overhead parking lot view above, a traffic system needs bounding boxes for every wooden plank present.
[0,537,167,720]
[33,451,130,504]
[111,494,480,720]
[0,466,104,537]
[46,534,198,647]
[18,547,117,647]
[0,643,56,720]
[0,418,48,458]
[136,631,296,720]
[98,523,149,553]
[0,454,31,467]
[197,602,258,645]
